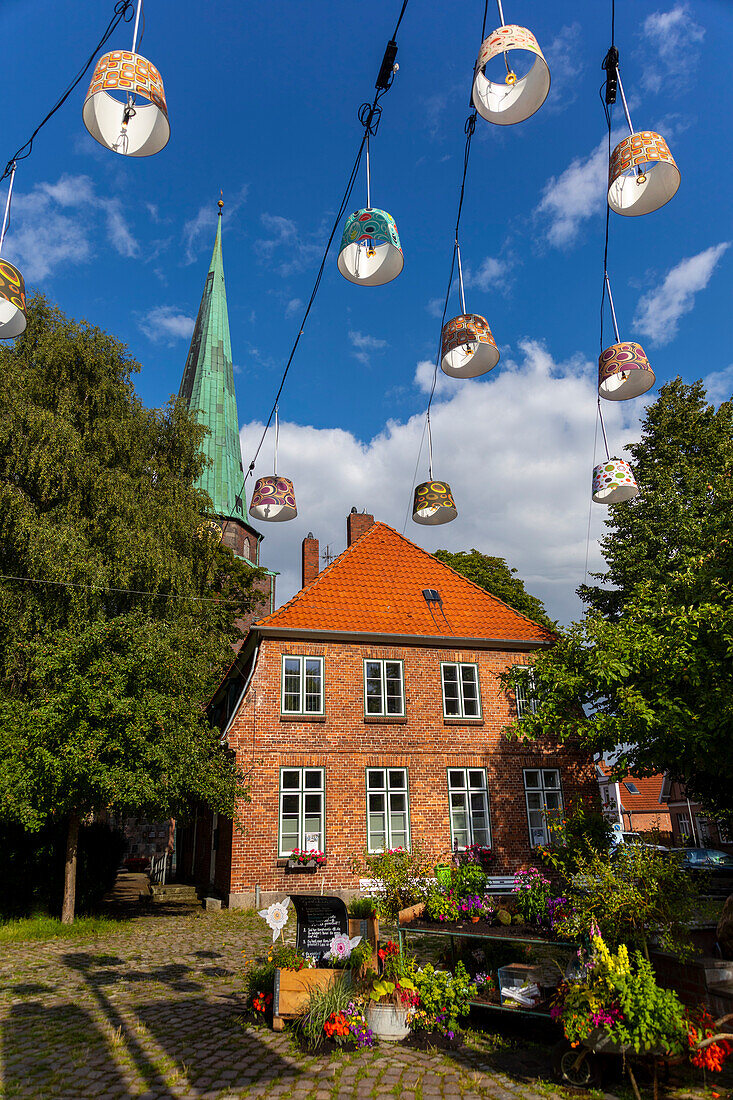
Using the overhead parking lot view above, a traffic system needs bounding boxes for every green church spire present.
[179,200,245,521]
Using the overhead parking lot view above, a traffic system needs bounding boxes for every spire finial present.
[218,189,224,216]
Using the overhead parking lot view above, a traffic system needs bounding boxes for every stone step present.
[149,884,200,901]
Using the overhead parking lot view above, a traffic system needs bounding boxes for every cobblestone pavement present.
[0,880,717,1100]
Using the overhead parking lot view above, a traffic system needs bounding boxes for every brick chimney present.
[347,507,375,547]
[302,532,320,588]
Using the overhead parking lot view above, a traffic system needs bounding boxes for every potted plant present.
[287,847,326,872]
[347,896,380,967]
[366,940,418,1040]
[412,962,477,1038]
[458,894,484,922]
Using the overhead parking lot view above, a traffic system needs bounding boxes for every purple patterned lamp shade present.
[472,25,550,126]
[412,480,457,525]
[598,342,655,401]
[607,131,680,216]
[249,475,297,522]
[0,259,27,338]
[592,459,639,505]
[441,313,499,379]
[83,50,170,156]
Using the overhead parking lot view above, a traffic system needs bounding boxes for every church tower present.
[179,200,275,615]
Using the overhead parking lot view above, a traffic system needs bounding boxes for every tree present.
[0,296,267,920]
[434,549,555,630]
[505,380,733,832]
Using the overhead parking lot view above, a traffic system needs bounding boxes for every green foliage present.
[539,799,614,877]
[554,844,702,958]
[413,962,476,1032]
[350,847,432,922]
[245,960,276,1000]
[347,896,377,918]
[451,862,487,898]
[426,889,460,923]
[0,913,122,942]
[434,549,556,631]
[294,976,354,1042]
[348,940,373,971]
[513,869,552,925]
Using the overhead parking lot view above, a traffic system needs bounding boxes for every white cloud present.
[285,297,303,318]
[255,213,321,276]
[182,186,249,264]
[641,5,705,93]
[536,129,625,248]
[543,23,583,112]
[348,330,388,366]
[137,305,195,345]
[703,364,733,406]
[413,358,451,397]
[5,173,139,279]
[465,256,510,293]
[243,340,641,626]
[634,243,730,345]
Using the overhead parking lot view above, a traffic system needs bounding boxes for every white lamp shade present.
[0,259,27,338]
[592,459,639,505]
[472,25,550,126]
[412,480,457,525]
[337,208,403,286]
[249,476,297,522]
[83,51,170,157]
[598,342,655,401]
[608,131,680,216]
[441,313,499,378]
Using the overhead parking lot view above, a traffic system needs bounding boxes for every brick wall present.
[223,636,598,901]
[301,535,320,588]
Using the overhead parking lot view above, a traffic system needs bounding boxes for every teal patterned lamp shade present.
[337,208,403,286]
[592,459,639,505]
[249,475,297,522]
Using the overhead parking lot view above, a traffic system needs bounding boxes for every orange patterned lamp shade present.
[472,25,550,126]
[598,342,655,401]
[249,475,297,523]
[592,459,639,505]
[607,131,680,216]
[441,313,499,379]
[0,259,27,338]
[83,51,170,157]
[412,480,457,525]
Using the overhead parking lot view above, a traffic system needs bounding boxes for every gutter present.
[250,625,551,651]
[220,642,260,746]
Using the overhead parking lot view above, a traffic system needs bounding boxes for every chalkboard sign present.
[290,895,348,961]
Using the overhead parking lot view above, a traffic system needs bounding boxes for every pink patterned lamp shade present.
[472,25,550,126]
[440,314,500,379]
[83,51,170,156]
[592,459,639,505]
[598,342,655,401]
[412,480,457,525]
[249,476,297,522]
[0,259,27,338]
[607,131,680,216]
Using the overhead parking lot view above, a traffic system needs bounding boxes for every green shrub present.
[350,847,432,923]
[294,976,353,1043]
[426,889,459,923]
[414,962,476,1032]
[451,862,487,899]
[348,896,377,918]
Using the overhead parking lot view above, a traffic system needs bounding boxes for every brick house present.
[660,776,732,851]
[596,762,672,841]
[178,511,599,906]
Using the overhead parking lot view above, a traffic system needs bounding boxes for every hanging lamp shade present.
[441,313,499,378]
[598,342,655,401]
[0,259,27,338]
[249,475,297,522]
[607,131,680,216]
[592,459,639,505]
[82,51,170,156]
[337,208,403,286]
[472,26,550,126]
[412,480,457,525]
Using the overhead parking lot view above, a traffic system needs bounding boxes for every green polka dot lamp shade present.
[249,475,297,522]
[592,459,639,505]
[0,259,27,338]
[607,131,680,217]
[472,25,550,126]
[598,342,655,401]
[441,313,499,378]
[83,50,170,157]
[412,480,457,525]
[337,208,403,286]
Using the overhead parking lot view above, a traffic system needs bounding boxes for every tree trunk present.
[61,810,80,924]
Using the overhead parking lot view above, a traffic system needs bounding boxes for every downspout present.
[686,796,698,845]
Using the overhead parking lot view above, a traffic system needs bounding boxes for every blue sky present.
[3,0,732,622]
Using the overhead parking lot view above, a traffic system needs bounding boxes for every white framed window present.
[677,814,692,840]
[364,659,404,716]
[514,665,538,719]
[441,663,481,718]
[448,768,491,849]
[281,656,324,714]
[366,768,410,852]
[523,768,563,847]
[278,768,325,856]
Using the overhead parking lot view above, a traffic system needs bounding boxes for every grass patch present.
[0,914,123,943]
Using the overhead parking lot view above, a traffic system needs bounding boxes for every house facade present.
[660,776,732,851]
[179,511,600,906]
[597,763,672,841]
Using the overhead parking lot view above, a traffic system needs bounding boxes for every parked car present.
[671,847,733,896]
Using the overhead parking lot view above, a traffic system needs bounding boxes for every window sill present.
[276,858,327,868]
[363,716,407,725]
[443,717,485,726]
[279,713,327,722]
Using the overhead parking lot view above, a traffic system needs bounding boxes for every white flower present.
[327,932,362,960]
[258,897,290,942]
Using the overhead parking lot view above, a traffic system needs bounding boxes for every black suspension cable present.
[1,0,135,183]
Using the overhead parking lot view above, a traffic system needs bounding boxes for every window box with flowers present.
[286,848,326,872]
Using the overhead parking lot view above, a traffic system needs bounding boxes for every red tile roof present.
[255,521,553,644]
[598,762,668,813]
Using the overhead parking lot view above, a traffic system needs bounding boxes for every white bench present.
[359,875,517,897]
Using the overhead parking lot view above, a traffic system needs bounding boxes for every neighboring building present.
[178,511,600,906]
[660,776,731,850]
[596,762,672,841]
[178,199,275,631]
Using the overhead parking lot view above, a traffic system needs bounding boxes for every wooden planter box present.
[398,902,426,924]
[272,967,349,1030]
[348,914,380,969]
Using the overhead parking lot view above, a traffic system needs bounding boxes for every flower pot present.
[470,915,480,923]
[366,1002,411,1041]
[286,859,318,873]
